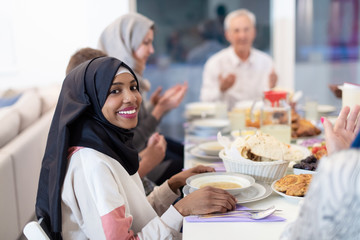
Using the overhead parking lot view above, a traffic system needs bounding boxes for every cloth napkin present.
[185,205,286,223]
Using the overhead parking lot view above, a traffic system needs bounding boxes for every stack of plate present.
[188,141,224,161]
[185,102,217,120]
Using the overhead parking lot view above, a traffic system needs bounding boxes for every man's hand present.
[269,68,277,89]
[219,74,236,92]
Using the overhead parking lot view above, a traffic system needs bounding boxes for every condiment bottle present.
[260,91,291,144]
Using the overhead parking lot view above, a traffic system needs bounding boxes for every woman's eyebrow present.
[112,79,136,85]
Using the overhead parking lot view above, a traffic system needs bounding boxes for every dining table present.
[181,123,305,240]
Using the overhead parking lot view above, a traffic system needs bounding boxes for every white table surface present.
[182,129,302,240]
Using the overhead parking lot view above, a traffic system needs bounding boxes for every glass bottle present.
[260,91,291,144]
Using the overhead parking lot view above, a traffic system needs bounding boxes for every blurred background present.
[1,0,359,141]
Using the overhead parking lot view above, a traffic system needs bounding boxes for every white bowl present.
[293,168,316,175]
[186,172,255,196]
[197,141,224,156]
[219,150,289,183]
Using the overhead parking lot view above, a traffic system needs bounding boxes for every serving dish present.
[186,172,255,196]
[183,182,272,204]
[271,180,303,201]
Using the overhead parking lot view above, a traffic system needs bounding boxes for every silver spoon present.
[249,205,277,219]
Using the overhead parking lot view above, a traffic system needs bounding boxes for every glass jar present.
[260,91,291,144]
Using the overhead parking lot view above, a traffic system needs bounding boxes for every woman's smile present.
[117,106,138,119]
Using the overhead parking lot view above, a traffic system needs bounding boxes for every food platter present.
[183,182,272,204]
[286,144,311,162]
[271,180,303,201]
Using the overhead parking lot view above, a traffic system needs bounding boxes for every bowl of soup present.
[186,172,255,196]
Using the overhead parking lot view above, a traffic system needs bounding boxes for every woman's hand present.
[322,105,360,155]
[151,82,188,120]
[150,86,162,106]
[138,133,167,178]
[174,186,237,216]
[167,165,215,193]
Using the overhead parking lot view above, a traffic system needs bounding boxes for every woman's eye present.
[110,89,120,94]
[131,86,138,91]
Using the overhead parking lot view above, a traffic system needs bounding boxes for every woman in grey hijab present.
[99,13,188,187]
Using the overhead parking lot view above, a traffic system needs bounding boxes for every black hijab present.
[35,57,140,239]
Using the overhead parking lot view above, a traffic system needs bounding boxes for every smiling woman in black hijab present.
[35,57,236,240]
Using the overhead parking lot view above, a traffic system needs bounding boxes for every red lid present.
[263,91,287,107]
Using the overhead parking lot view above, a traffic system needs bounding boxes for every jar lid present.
[263,91,287,107]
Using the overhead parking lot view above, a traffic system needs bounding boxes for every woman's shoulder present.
[70,147,122,171]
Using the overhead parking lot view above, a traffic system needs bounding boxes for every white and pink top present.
[61,147,183,240]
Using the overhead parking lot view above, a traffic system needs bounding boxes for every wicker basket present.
[219,150,289,183]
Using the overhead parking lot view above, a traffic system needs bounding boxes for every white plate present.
[197,141,224,156]
[285,144,311,162]
[188,146,221,161]
[271,180,303,201]
[183,182,272,204]
[186,172,255,196]
[317,104,336,114]
[192,119,230,130]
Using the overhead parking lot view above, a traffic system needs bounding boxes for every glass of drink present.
[305,97,318,123]
[228,110,245,132]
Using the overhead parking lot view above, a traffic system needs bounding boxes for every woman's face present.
[134,29,154,64]
[102,72,142,129]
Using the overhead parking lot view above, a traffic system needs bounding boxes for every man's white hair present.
[224,9,256,30]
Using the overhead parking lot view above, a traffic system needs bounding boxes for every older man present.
[200,9,277,109]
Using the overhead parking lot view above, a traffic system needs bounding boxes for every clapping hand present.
[152,82,188,120]
[138,133,167,177]
[269,68,277,89]
[219,73,236,92]
[150,86,162,106]
[322,105,360,155]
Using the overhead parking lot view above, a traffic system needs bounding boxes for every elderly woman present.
[98,13,187,186]
[281,105,360,239]
[35,57,236,239]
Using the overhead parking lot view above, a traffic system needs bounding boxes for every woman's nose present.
[149,44,155,54]
[123,91,137,103]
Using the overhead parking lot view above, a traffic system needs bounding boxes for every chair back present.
[23,219,50,240]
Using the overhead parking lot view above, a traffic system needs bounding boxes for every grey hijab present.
[98,13,154,81]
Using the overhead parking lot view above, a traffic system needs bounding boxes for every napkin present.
[185,205,286,223]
